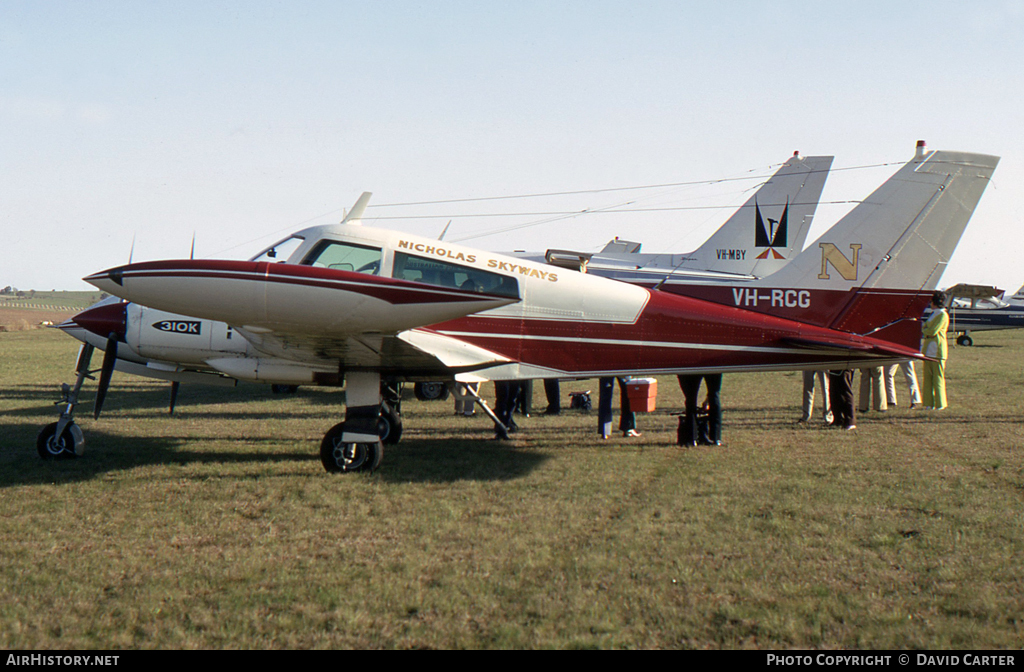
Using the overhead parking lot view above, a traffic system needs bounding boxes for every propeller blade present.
[93,333,118,419]
[75,343,95,375]
[169,381,180,415]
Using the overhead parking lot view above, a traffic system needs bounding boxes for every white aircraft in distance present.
[52,152,833,413]
[1008,284,1024,305]
[938,283,1024,346]
[48,147,996,474]
[520,152,834,283]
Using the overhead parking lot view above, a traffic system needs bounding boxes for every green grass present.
[1,328,1023,648]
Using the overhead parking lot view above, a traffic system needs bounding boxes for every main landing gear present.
[413,381,449,402]
[320,422,384,473]
[320,371,387,474]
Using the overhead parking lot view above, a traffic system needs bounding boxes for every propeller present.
[75,343,95,376]
[93,333,118,419]
[168,381,180,415]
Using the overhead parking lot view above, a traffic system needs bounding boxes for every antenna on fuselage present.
[438,220,452,241]
[340,192,373,226]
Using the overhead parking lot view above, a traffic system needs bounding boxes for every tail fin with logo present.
[663,144,998,354]
[686,153,834,276]
[757,144,998,346]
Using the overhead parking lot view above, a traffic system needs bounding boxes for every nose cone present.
[72,301,128,341]
[83,267,126,296]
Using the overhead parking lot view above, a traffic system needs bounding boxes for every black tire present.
[320,422,383,473]
[413,382,450,402]
[377,402,403,445]
[271,384,299,394]
[957,334,973,346]
[37,422,85,460]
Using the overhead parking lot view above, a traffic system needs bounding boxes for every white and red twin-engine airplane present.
[65,148,995,473]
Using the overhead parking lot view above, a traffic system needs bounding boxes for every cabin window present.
[392,253,519,299]
[301,241,382,275]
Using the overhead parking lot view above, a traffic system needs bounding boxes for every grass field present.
[0,292,106,332]
[1,327,1023,649]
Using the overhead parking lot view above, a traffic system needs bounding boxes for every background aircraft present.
[65,147,997,474]
[521,152,834,283]
[940,283,1024,346]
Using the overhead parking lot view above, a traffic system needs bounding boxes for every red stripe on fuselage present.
[98,259,508,306]
[428,289,921,374]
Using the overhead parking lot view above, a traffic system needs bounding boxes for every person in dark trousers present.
[828,369,856,430]
[598,377,641,438]
[616,377,640,437]
[514,379,533,416]
[597,377,615,438]
[543,378,562,415]
[677,373,723,446]
[493,380,521,439]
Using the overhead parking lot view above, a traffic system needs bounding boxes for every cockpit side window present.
[301,241,382,275]
[251,236,305,263]
[393,252,519,299]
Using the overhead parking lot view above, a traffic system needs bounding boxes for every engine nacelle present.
[127,304,249,364]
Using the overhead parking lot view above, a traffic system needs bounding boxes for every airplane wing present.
[944,283,1004,301]
[86,259,520,336]
[208,326,512,380]
[85,259,522,383]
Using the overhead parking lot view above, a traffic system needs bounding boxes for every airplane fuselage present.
[83,223,923,385]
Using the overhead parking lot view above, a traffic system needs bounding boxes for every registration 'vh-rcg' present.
[56,147,997,473]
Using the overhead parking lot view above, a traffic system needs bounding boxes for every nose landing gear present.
[38,344,95,460]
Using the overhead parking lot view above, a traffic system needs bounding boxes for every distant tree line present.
[1,287,35,298]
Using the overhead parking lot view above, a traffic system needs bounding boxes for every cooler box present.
[625,377,658,412]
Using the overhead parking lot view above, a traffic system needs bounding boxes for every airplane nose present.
[72,301,128,341]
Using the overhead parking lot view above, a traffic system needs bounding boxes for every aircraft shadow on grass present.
[0,418,548,487]
[0,382,346,421]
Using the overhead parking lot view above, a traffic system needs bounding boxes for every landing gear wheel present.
[377,402,403,445]
[37,422,85,460]
[320,422,383,473]
[414,382,449,402]
[957,334,973,346]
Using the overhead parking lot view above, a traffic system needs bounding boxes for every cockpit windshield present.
[952,297,1009,310]
[250,236,305,263]
[300,240,382,275]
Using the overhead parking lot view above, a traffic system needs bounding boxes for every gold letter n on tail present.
[818,243,862,281]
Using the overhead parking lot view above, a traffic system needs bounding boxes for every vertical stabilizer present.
[657,146,998,351]
[686,153,833,276]
[758,149,998,295]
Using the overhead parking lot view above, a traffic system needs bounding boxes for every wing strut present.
[461,384,512,439]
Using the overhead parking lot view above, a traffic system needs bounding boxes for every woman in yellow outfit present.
[921,291,949,409]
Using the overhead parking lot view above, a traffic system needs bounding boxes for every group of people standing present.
[802,290,951,428]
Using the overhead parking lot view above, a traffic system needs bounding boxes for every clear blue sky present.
[4,1,1023,292]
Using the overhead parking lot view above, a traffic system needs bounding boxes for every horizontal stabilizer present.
[781,333,922,360]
